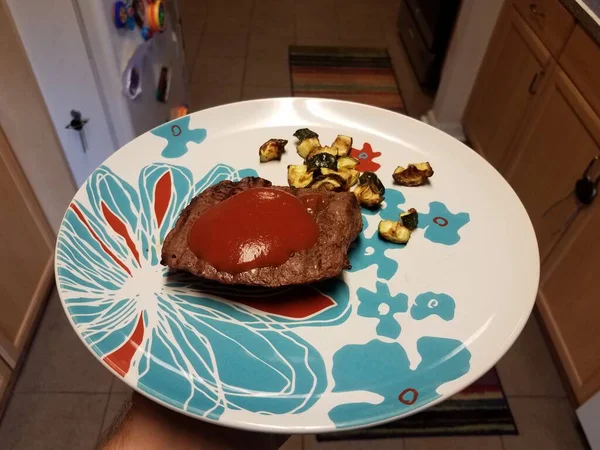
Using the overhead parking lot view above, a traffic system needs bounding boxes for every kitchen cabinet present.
[463,6,551,172]
[463,0,600,406]
[0,124,53,369]
[539,199,600,404]
[0,357,11,402]
[505,67,600,260]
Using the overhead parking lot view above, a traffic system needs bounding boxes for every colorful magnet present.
[170,105,189,120]
[127,5,136,30]
[156,66,171,103]
[141,27,154,41]
[132,0,145,28]
[113,1,128,29]
[147,0,166,32]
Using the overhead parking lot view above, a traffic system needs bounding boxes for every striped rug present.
[317,369,517,440]
[289,46,406,114]
[290,46,517,440]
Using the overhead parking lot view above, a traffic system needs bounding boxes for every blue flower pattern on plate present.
[357,281,408,339]
[152,116,207,158]
[328,337,471,427]
[419,201,470,245]
[411,292,456,321]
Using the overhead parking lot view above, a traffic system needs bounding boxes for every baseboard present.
[421,110,466,142]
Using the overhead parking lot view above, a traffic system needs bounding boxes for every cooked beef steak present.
[161,177,363,287]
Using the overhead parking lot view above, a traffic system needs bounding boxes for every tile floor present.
[0,0,589,448]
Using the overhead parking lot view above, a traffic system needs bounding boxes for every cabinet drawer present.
[512,0,575,57]
[560,25,600,118]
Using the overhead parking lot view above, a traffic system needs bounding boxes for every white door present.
[6,0,118,187]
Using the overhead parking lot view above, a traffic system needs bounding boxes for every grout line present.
[505,394,568,399]
[94,393,112,448]
[239,0,257,99]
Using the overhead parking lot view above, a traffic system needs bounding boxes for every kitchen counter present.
[562,0,600,42]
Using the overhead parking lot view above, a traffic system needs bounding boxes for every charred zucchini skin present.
[293,128,318,141]
[307,152,338,173]
[400,208,418,230]
[309,173,345,192]
[359,171,385,194]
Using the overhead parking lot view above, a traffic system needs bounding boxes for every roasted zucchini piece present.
[307,153,337,173]
[393,162,434,186]
[307,145,338,161]
[320,168,359,190]
[354,183,384,208]
[287,165,313,188]
[297,137,321,159]
[345,168,360,188]
[331,135,353,156]
[337,156,360,171]
[358,171,385,194]
[400,208,418,230]
[259,138,287,162]
[378,220,411,244]
[310,174,345,192]
[293,128,318,141]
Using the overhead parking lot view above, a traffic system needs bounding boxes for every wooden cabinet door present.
[506,67,600,261]
[463,6,551,172]
[0,126,53,365]
[539,200,600,404]
[0,356,11,401]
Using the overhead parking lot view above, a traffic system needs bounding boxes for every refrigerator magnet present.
[132,0,145,28]
[113,1,128,29]
[122,40,153,100]
[147,0,167,32]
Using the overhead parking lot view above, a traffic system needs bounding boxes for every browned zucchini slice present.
[287,165,313,188]
[393,162,434,186]
[331,135,353,156]
[259,139,287,162]
[378,220,411,244]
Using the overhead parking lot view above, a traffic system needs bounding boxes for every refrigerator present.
[6,0,188,187]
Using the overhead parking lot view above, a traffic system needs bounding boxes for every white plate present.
[55,98,539,433]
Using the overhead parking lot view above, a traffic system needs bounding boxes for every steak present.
[161,177,363,287]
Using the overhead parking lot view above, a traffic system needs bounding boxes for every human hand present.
[98,391,290,450]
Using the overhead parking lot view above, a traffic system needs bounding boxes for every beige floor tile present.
[305,434,404,449]
[248,32,294,60]
[496,314,566,397]
[110,376,134,394]
[190,55,246,87]
[197,32,249,58]
[280,435,304,450]
[404,436,502,450]
[182,16,205,78]
[295,7,340,45]
[502,398,586,450]
[0,392,107,450]
[250,7,295,38]
[99,392,132,436]
[15,290,113,393]
[244,57,291,88]
[204,0,254,36]
[189,83,242,111]
[179,0,209,19]
[242,84,291,100]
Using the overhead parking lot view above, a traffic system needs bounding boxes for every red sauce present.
[188,188,319,274]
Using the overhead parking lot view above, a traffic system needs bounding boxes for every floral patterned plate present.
[55,98,539,433]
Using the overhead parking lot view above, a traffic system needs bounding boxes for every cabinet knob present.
[529,3,546,18]
[575,156,600,205]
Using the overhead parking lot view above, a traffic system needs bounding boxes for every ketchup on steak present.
[188,188,319,274]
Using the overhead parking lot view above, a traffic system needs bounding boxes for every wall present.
[0,0,76,233]
[424,0,505,139]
